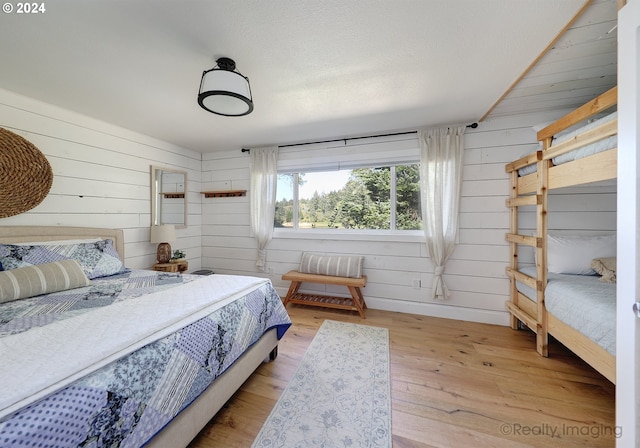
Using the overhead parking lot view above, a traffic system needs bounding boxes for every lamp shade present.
[150,224,176,244]
[198,57,253,117]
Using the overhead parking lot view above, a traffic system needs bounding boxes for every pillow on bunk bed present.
[591,257,617,283]
[547,234,616,275]
[531,110,616,148]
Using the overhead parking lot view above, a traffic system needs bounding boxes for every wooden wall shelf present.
[162,192,185,198]
[201,190,247,198]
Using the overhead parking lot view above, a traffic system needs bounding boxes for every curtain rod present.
[240,122,478,153]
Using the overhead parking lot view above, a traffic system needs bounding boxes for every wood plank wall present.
[202,109,616,326]
[0,87,615,325]
[0,88,203,270]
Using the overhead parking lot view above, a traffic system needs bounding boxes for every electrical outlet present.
[412,279,421,289]
[267,267,274,274]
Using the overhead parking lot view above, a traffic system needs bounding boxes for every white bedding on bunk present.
[0,274,268,419]
[516,266,616,356]
[518,111,618,176]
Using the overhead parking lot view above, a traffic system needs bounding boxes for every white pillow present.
[547,234,616,275]
[532,120,554,133]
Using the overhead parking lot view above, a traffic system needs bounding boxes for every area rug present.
[252,319,391,447]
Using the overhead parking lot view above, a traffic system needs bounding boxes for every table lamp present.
[150,224,176,263]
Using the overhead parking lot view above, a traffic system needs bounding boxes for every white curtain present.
[418,126,465,301]
[250,146,279,271]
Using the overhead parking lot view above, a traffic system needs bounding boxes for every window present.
[275,164,422,231]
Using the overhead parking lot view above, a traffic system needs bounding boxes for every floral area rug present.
[252,319,391,447]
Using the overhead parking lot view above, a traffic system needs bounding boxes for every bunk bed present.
[504,86,617,384]
[0,226,292,447]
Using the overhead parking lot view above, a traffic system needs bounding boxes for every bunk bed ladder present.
[535,145,551,357]
[506,169,522,330]
[505,150,548,357]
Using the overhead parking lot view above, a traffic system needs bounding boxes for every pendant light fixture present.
[197,57,253,116]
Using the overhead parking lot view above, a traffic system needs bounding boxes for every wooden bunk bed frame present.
[504,86,617,384]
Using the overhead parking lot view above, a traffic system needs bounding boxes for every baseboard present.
[364,297,510,326]
[275,286,510,327]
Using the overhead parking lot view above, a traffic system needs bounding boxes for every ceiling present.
[0,0,617,153]
[487,0,617,118]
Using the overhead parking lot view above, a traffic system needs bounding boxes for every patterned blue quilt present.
[0,270,291,448]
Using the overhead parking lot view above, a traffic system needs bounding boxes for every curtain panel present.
[418,126,465,301]
[249,146,279,271]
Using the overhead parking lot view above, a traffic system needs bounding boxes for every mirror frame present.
[151,165,187,228]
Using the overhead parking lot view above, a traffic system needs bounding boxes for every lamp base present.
[157,242,172,264]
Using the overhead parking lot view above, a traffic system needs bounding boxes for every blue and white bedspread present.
[0,270,291,448]
[516,267,615,355]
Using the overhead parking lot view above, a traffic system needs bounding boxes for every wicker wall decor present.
[0,128,53,218]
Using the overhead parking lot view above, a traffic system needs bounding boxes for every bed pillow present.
[0,239,103,272]
[0,259,91,303]
[532,120,554,133]
[547,234,616,275]
[12,238,104,246]
[0,239,126,279]
[299,252,364,278]
[591,257,617,283]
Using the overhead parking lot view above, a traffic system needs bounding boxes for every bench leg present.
[283,281,301,306]
[348,286,367,319]
[355,286,367,310]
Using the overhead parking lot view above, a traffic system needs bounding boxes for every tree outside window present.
[274,164,422,231]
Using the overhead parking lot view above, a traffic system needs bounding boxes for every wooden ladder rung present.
[505,267,540,290]
[505,301,538,332]
[506,195,541,207]
[505,233,542,247]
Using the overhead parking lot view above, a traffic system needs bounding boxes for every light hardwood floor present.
[189,305,615,448]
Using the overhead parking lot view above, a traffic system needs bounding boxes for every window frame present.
[274,162,423,240]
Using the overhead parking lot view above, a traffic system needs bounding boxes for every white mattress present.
[518,111,617,176]
[515,266,616,355]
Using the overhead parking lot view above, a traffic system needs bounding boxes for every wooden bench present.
[282,270,367,318]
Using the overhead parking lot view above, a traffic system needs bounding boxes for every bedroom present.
[0,0,637,446]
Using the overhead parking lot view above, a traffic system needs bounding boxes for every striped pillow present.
[0,259,91,303]
[299,253,364,278]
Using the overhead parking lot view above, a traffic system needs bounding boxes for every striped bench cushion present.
[299,253,364,279]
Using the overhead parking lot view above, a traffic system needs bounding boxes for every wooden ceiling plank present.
[479,0,594,122]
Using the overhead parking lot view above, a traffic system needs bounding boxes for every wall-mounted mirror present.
[151,166,187,228]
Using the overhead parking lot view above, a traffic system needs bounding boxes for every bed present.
[0,226,292,447]
[504,87,617,384]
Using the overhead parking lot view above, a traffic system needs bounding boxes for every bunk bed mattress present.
[515,267,615,355]
[0,270,292,447]
[518,111,618,176]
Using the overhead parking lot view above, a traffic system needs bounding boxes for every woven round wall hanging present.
[0,127,53,218]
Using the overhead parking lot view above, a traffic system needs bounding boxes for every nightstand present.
[153,260,189,273]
